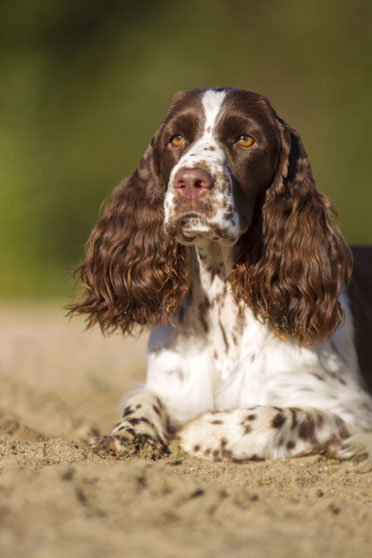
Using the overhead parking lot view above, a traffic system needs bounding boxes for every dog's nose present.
[173,168,212,199]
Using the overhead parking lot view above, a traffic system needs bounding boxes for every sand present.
[0,303,371,558]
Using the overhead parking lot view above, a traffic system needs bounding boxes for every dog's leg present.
[92,392,170,458]
[178,406,350,461]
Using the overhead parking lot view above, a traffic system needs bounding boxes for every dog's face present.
[157,88,281,245]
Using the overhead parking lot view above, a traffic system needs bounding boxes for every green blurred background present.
[1,0,371,299]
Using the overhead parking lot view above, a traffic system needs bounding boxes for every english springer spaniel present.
[70,88,372,463]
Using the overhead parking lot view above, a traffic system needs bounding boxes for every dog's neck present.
[176,242,241,342]
[190,241,234,292]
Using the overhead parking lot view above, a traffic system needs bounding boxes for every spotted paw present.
[91,392,171,459]
[91,435,120,457]
[92,430,168,460]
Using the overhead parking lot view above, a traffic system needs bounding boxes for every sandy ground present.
[0,302,371,558]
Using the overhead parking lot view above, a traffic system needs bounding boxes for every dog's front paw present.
[92,423,168,460]
[91,434,120,457]
[91,392,171,460]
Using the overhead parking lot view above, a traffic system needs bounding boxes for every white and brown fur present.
[71,88,372,463]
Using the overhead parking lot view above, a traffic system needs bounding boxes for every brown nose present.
[173,168,212,199]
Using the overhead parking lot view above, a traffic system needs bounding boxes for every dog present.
[70,88,372,463]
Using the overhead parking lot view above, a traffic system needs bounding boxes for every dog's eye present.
[170,135,185,147]
[236,135,254,147]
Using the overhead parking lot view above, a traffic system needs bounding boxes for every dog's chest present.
[206,286,244,374]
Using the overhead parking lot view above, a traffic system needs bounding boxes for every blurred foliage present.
[0,0,371,297]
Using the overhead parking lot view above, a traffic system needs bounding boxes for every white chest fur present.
[146,243,371,433]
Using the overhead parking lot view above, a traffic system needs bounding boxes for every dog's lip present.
[165,211,242,246]
[178,214,212,234]
[167,213,215,240]
[180,214,205,227]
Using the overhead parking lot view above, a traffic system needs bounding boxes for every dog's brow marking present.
[201,90,226,138]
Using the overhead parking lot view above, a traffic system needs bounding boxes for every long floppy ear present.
[231,112,352,346]
[68,128,189,334]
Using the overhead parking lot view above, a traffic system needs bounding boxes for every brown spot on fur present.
[219,320,229,352]
[155,396,164,410]
[222,449,233,459]
[193,444,201,452]
[211,419,223,425]
[127,418,141,426]
[298,416,316,441]
[247,414,256,420]
[236,304,246,329]
[204,448,211,457]
[242,424,252,435]
[177,303,185,324]
[315,413,324,428]
[170,368,184,381]
[139,417,152,425]
[122,406,134,417]
[319,436,342,457]
[287,440,296,450]
[289,408,299,429]
[334,416,350,439]
[152,405,161,417]
[213,449,221,461]
[220,438,227,448]
[126,428,136,437]
[272,413,286,428]
[198,298,210,333]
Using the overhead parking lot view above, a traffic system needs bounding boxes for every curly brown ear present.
[231,114,352,345]
[68,132,188,334]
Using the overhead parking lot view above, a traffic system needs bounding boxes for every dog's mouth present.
[179,213,210,233]
[167,213,213,243]
[165,212,239,246]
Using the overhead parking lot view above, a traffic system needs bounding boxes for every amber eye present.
[236,135,254,147]
[170,134,185,147]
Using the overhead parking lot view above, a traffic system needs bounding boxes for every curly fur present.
[69,140,189,333]
[230,120,352,345]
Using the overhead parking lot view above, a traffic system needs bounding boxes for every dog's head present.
[160,88,281,246]
[70,88,351,345]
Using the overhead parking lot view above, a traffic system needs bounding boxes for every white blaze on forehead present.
[201,89,227,134]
